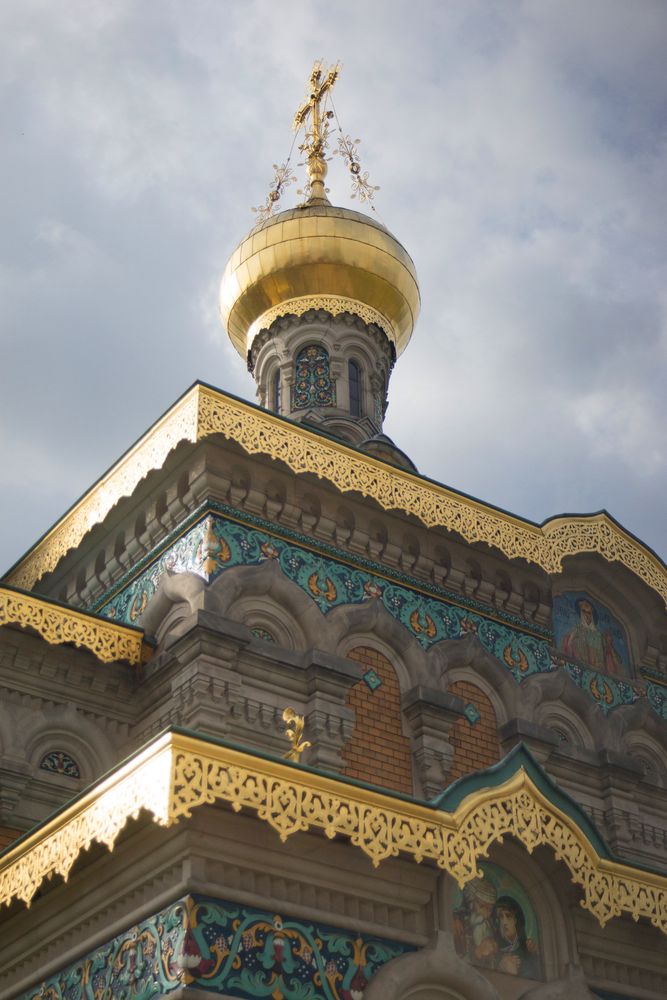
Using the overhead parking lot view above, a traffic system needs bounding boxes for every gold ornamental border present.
[246,294,396,352]
[5,384,666,608]
[1,730,666,934]
[0,586,150,666]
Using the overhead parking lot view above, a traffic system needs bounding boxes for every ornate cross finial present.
[292,60,341,203]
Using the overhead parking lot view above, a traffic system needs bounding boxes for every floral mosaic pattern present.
[20,894,410,1000]
[293,344,335,409]
[96,509,659,720]
[39,750,80,778]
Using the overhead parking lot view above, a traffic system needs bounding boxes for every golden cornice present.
[1,730,666,934]
[5,384,666,608]
[0,586,149,666]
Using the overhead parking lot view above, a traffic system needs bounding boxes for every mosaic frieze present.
[553,592,631,677]
[453,861,540,979]
[97,509,661,720]
[20,894,411,1000]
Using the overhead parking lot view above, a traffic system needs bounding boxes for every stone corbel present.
[403,686,464,798]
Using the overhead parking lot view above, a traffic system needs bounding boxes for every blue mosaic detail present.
[39,750,80,778]
[251,626,275,642]
[363,669,383,691]
[19,894,411,1000]
[96,510,654,720]
[293,344,335,409]
[463,703,481,726]
[561,663,639,717]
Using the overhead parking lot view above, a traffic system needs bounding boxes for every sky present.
[1,0,666,577]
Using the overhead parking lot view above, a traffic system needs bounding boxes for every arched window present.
[272,369,281,413]
[39,750,81,779]
[348,359,362,417]
[293,344,334,409]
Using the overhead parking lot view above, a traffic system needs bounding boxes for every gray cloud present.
[1,0,665,575]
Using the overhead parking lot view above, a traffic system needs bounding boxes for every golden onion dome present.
[220,202,420,360]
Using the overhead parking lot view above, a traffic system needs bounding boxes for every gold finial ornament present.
[220,63,420,360]
[292,60,340,204]
[281,707,311,761]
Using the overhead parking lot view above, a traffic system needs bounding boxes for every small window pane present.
[349,360,361,417]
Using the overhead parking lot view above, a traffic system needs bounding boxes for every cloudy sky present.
[1,0,666,577]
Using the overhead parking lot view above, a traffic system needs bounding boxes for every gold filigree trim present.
[0,587,149,666]
[5,389,200,591]
[246,294,396,351]
[5,385,666,608]
[1,731,666,934]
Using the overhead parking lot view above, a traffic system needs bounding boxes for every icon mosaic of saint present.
[553,592,631,677]
[452,863,540,979]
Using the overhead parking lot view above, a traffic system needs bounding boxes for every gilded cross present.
[292,60,340,202]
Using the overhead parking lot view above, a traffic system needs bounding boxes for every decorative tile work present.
[362,668,382,691]
[251,626,275,642]
[463,703,481,726]
[293,344,336,409]
[96,508,659,721]
[19,894,411,1000]
[38,750,80,779]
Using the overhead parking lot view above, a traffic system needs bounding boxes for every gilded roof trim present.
[1,730,666,934]
[4,384,666,608]
[0,585,150,666]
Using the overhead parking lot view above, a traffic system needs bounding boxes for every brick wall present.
[447,680,499,782]
[342,646,413,795]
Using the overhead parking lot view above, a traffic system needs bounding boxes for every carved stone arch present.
[321,416,367,444]
[519,967,599,1000]
[206,560,318,651]
[332,598,428,693]
[624,732,667,787]
[522,671,597,751]
[441,635,517,729]
[26,711,112,785]
[536,704,594,752]
[142,571,206,646]
[364,932,499,1000]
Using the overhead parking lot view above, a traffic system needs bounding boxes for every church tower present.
[219,62,420,449]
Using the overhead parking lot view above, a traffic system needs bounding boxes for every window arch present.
[272,368,281,413]
[293,344,335,409]
[348,359,362,417]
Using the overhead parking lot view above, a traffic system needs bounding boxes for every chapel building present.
[0,64,666,1000]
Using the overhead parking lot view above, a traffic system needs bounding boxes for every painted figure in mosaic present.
[493,896,539,978]
[453,877,498,967]
[560,598,623,675]
[453,865,541,979]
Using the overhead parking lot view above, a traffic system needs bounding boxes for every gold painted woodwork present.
[247,294,396,349]
[219,205,421,358]
[5,384,666,609]
[0,587,149,665]
[1,730,666,935]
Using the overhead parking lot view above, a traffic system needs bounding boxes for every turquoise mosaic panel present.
[294,344,335,409]
[97,509,658,721]
[19,894,411,1000]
